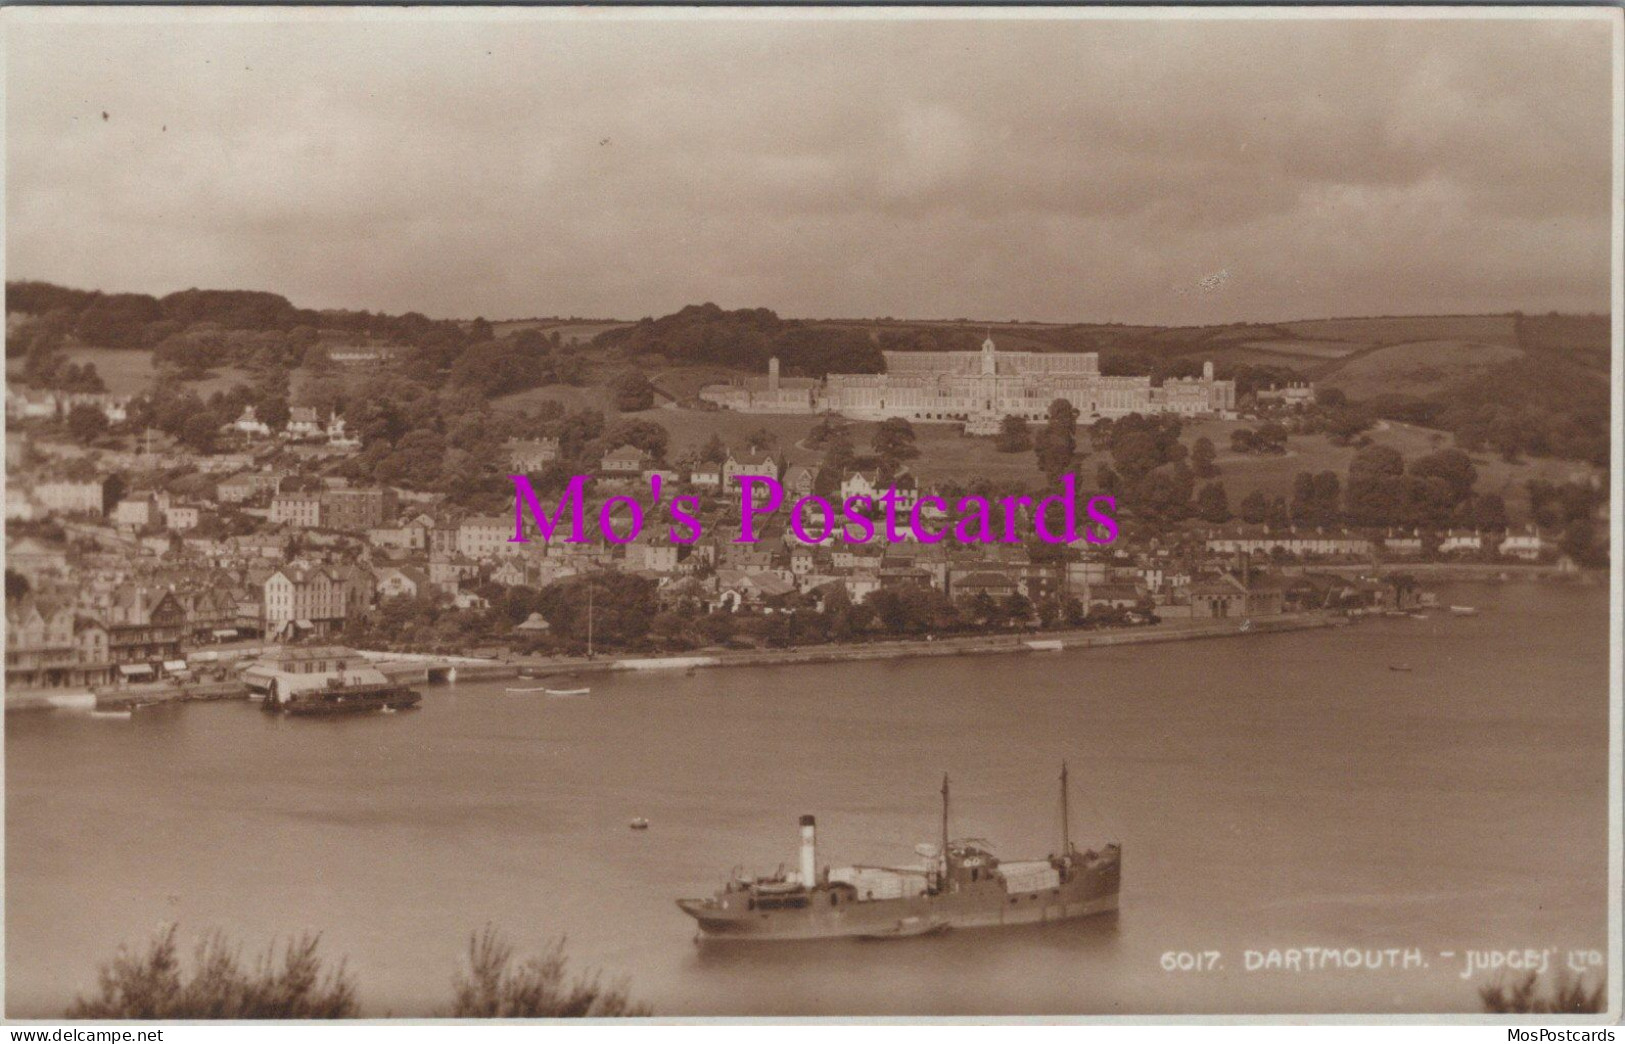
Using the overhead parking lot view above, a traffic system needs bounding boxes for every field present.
[489,382,620,417]
[1173,417,1598,523]
[1236,338,1367,360]
[1280,315,1519,347]
[6,346,155,397]
[4,346,251,399]
[1318,339,1525,399]
[487,319,630,345]
[1515,313,1610,373]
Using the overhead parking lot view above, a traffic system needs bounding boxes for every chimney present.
[799,814,816,887]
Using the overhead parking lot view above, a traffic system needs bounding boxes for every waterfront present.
[5,582,1610,1016]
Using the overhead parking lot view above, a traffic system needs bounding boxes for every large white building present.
[700,335,1234,434]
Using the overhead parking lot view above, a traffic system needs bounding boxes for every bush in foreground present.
[68,924,647,1018]
[1480,971,1605,1014]
[448,925,649,1017]
[68,926,357,1019]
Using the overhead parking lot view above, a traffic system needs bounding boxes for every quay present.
[5,613,1344,713]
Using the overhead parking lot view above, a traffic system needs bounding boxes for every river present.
[5,582,1611,1016]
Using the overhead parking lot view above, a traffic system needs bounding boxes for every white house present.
[1498,527,1547,561]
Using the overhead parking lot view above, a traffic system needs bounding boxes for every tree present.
[1132,464,1195,522]
[1110,431,1163,482]
[994,415,1032,453]
[698,433,728,465]
[744,426,780,457]
[65,404,109,443]
[1290,471,1341,527]
[178,412,219,454]
[1196,481,1231,523]
[603,419,670,462]
[1465,492,1508,532]
[805,413,850,451]
[1254,421,1289,454]
[1237,488,1269,524]
[611,371,655,412]
[1349,444,1405,481]
[1191,436,1218,478]
[871,417,919,466]
[1410,448,1478,505]
[821,429,856,478]
[1230,428,1256,454]
[1034,399,1080,482]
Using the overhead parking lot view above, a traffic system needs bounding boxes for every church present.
[699,334,1235,434]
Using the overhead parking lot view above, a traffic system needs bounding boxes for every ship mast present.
[940,773,951,887]
[586,583,595,660]
[1060,760,1072,857]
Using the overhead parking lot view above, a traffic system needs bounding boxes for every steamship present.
[677,765,1120,941]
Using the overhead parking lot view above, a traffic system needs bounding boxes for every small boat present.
[630,817,650,831]
[546,687,591,697]
[87,709,133,720]
[1389,664,1414,672]
[1409,613,1429,620]
[505,686,550,694]
[1449,606,1479,616]
[379,705,398,714]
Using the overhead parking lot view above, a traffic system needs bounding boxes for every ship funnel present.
[799,815,817,888]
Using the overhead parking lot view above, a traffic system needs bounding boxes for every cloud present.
[5,12,1615,324]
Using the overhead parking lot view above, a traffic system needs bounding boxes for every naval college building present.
[700,334,1236,434]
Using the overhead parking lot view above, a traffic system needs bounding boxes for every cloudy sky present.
[5,10,1617,325]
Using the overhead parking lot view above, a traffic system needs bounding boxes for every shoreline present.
[508,611,1346,680]
[4,612,1346,711]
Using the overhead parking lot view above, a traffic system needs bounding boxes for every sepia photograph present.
[1,5,1620,1025]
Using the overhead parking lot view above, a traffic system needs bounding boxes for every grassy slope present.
[4,346,252,399]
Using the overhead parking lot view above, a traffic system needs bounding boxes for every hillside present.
[7,280,1611,467]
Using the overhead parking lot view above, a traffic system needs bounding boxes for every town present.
[5,293,1607,699]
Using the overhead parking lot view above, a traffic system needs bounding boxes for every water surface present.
[6,582,1611,1016]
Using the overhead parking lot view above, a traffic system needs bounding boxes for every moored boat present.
[1449,605,1479,616]
[677,765,1120,942]
[267,680,422,717]
[248,647,422,717]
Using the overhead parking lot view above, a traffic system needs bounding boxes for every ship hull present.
[265,687,422,717]
[679,871,1118,942]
